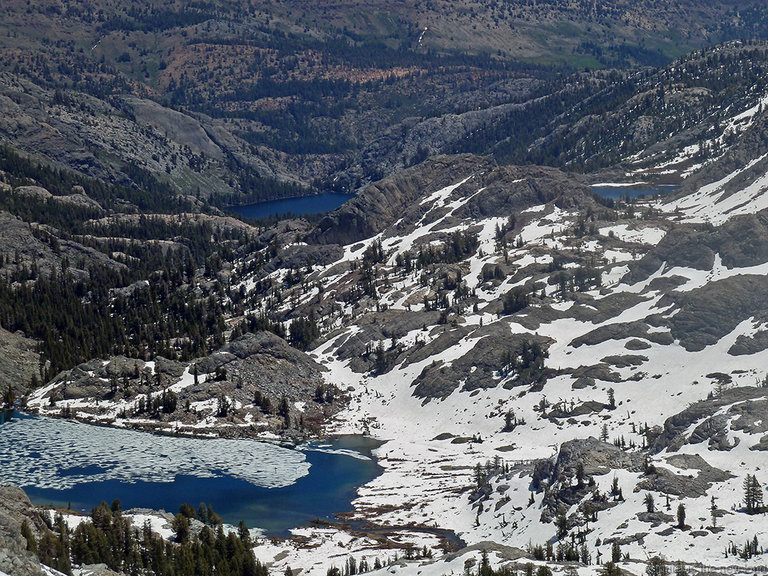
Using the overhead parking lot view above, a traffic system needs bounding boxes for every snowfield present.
[254,163,768,575]
[18,153,768,576]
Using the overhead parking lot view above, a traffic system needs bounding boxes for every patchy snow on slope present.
[296,170,768,572]
[42,567,70,576]
[418,176,475,208]
[663,253,768,292]
[28,153,768,576]
[126,512,176,540]
[663,154,768,224]
[599,224,666,244]
[519,208,572,244]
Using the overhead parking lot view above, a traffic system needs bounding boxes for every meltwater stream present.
[0,413,381,536]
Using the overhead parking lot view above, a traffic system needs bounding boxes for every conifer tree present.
[644,493,655,513]
[744,474,764,514]
[611,541,621,563]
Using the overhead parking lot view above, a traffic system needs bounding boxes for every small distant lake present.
[0,412,381,537]
[591,184,680,200]
[230,193,354,220]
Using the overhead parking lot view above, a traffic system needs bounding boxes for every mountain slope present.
[14,115,768,571]
[4,2,768,197]
[231,137,768,571]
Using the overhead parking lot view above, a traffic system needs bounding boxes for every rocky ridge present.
[0,485,50,576]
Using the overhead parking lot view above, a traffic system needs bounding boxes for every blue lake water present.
[230,193,354,220]
[0,412,381,537]
[591,184,680,200]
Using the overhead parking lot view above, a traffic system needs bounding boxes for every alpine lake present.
[0,412,381,537]
[230,193,354,220]
[230,185,677,220]
[591,183,680,200]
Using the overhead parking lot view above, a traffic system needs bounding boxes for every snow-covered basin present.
[0,412,381,536]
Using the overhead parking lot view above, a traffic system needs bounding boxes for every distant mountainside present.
[2,1,768,199]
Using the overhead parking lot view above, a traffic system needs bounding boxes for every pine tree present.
[611,540,621,563]
[644,493,655,513]
[479,549,492,576]
[2,385,14,408]
[21,519,36,552]
[744,474,764,514]
[278,395,290,427]
[556,511,568,539]
[172,513,190,544]
[576,462,585,488]
[610,476,620,499]
[646,556,668,576]
[238,520,251,547]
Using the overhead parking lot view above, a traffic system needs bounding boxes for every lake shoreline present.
[19,401,368,448]
[2,412,385,537]
[591,182,681,200]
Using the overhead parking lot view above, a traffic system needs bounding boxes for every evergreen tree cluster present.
[499,340,548,385]
[726,535,763,560]
[548,265,602,301]
[502,287,530,315]
[0,261,227,378]
[288,315,320,351]
[414,232,479,267]
[502,409,525,432]
[28,501,265,576]
[0,153,265,378]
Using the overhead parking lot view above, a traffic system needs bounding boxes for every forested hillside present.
[3,0,768,198]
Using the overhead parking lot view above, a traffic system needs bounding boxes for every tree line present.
[23,500,265,576]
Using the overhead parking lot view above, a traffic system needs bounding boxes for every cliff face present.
[309,155,494,246]
[0,485,46,576]
[0,326,39,403]
[309,155,594,247]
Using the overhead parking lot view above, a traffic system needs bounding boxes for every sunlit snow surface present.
[0,414,309,490]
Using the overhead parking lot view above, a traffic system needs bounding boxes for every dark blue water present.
[592,184,680,200]
[231,193,354,220]
[2,412,381,537]
[25,439,380,537]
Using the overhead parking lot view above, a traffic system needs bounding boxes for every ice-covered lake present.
[0,413,381,536]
